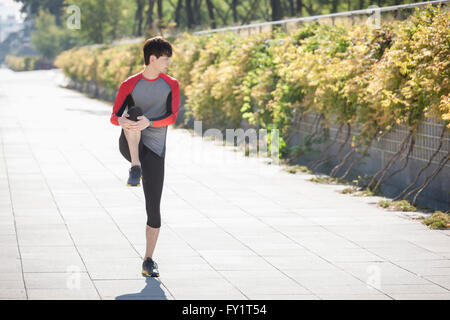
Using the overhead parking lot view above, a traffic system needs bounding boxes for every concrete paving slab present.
[27,288,100,300]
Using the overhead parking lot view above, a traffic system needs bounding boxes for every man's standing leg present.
[145,226,160,259]
[141,146,165,258]
[140,145,165,277]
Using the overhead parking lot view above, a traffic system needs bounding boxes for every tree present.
[134,0,144,36]
[63,0,130,44]
[31,8,84,59]
[17,0,423,42]
[14,0,66,26]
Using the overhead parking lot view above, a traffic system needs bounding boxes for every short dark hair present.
[143,36,173,65]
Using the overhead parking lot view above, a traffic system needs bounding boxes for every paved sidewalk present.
[1,68,449,300]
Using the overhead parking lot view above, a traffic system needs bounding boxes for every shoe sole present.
[142,269,159,277]
[127,176,143,187]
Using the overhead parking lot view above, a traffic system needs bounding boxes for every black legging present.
[119,106,165,228]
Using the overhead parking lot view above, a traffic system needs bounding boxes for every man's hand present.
[118,113,151,131]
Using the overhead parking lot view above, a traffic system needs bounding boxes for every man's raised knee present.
[124,127,141,135]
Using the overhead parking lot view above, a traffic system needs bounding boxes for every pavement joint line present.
[22,271,89,274]
[1,126,28,300]
[91,278,163,281]
[386,240,450,292]
[79,142,143,200]
[405,239,450,258]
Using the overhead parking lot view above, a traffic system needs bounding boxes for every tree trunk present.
[186,0,194,29]
[331,0,338,13]
[157,0,163,29]
[232,0,238,23]
[134,0,144,36]
[146,0,156,32]
[193,0,202,25]
[296,0,303,16]
[175,0,183,28]
[271,0,283,21]
[206,0,216,29]
[288,0,295,16]
[53,1,64,27]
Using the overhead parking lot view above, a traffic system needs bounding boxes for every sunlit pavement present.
[1,67,449,300]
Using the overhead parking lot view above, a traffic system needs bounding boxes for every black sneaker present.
[142,257,159,277]
[127,165,142,187]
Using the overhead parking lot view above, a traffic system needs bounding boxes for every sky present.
[0,0,25,22]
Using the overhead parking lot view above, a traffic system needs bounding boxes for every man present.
[110,36,180,277]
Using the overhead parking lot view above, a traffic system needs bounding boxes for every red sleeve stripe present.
[110,73,141,126]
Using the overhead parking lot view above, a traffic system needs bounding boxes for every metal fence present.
[192,0,450,36]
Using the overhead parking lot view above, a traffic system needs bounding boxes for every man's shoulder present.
[121,72,142,87]
[160,72,179,85]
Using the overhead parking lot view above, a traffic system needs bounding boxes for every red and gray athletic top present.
[110,71,180,158]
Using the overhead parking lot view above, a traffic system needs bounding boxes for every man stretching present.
[110,36,180,277]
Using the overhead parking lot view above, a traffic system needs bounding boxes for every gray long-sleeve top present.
[131,74,172,158]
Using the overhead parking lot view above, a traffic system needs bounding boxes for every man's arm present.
[110,82,131,126]
[147,80,180,127]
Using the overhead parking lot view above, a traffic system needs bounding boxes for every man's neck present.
[142,66,160,80]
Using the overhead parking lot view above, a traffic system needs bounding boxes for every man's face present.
[152,54,171,73]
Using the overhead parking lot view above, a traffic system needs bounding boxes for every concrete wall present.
[289,112,449,211]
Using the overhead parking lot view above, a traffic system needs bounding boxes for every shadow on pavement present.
[115,278,170,300]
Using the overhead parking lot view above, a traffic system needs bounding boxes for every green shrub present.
[422,211,450,229]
